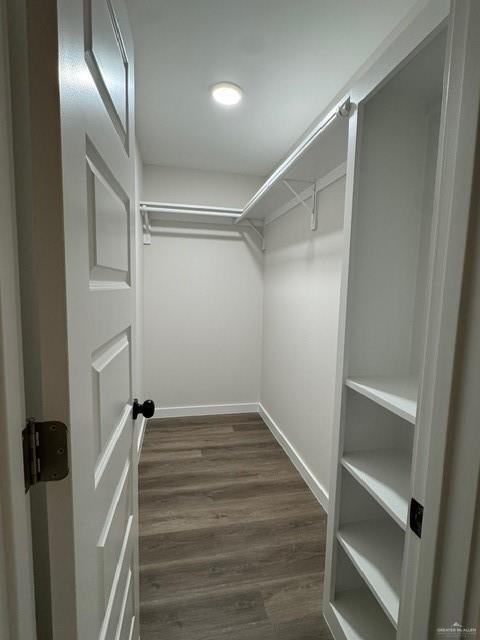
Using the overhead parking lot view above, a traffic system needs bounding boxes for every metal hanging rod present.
[235,96,352,224]
[140,202,243,218]
[141,201,242,213]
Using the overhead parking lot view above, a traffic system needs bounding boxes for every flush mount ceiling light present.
[211,82,243,106]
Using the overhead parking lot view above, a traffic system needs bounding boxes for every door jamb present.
[0,0,37,635]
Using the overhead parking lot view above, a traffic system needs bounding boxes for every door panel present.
[86,144,130,285]
[56,0,138,637]
[92,331,131,469]
[85,0,129,148]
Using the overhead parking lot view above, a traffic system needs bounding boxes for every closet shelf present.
[342,450,411,529]
[139,202,265,248]
[330,588,396,640]
[236,98,352,223]
[337,519,403,627]
[345,375,418,424]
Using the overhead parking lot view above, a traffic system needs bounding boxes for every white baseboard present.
[258,403,329,513]
[153,402,260,419]
[150,400,329,513]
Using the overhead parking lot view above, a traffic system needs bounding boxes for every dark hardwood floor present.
[139,412,333,640]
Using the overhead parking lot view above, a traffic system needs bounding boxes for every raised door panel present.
[115,565,135,640]
[87,141,130,287]
[92,332,131,466]
[85,0,129,149]
[97,459,132,611]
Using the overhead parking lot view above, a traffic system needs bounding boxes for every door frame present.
[404,1,480,636]
[6,0,74,635]
[427,115,480,634]
[0,0,37,636]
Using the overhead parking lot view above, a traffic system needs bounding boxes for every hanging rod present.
[140,202,242,218]
[235,96,352,224]
[141,201,242,214]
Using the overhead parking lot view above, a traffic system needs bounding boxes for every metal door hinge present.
[410,497,424,538]
[22,419,69,493]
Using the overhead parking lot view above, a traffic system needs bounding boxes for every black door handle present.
[132,398,155,420]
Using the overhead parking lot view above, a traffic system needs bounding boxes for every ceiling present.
[126,0,419,177]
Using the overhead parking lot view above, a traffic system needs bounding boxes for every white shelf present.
[342,449,411,529]
[345,375,418,424]
[330,588,396,640]
[337,519,403,627]
[240,113,348,221]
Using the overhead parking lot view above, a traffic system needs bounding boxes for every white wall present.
[141,163,345,505]
[260,176,346,506]
[143,164,262,208]
[142,165,264,412]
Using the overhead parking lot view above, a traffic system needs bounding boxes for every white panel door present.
[54,0,139,637]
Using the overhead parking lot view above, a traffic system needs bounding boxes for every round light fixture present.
[211,82,243,106]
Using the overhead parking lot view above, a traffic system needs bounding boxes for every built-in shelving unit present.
[324,19,448,639]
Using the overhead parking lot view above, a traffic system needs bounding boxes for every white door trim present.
[401,1,480,636]
[0,0,37,635]
[427,118,480,633]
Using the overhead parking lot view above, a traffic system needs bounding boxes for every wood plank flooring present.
[139,412,333,639]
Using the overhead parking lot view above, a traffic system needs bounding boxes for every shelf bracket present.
[140,207,151,245]
[310,190,319,231]
[243,219,265,251]
[281,179,318,230]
